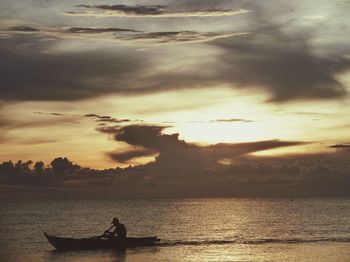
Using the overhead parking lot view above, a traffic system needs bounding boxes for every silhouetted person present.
[111,218,127,240]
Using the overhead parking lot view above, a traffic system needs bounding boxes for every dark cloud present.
[98,125,185,150]
[117,31,241,44]
[98,124,305,166]
[210,21,350,102]
[2,25,138,35]
[0,38,147,102]
[67,27,138,33]
[1,1,349,104]
[1,25,348,103]
[34,112,65,116]
[1,25,241,45]
[67,4,248,17]
[85,114,104,118]
[32,112,136,125]
[84,114,131,124]
[329,144,350,149]
[7,26,40,32]
[60,27,242,44]
[212,118,253,123]
[76,4,167,15]
[63,27,235,43]
[64,27,241,44]
[107,148,157,163]
[98,124,209,165]
[283,111,334,117]
[64,1,350,102]
[204,140,305,159]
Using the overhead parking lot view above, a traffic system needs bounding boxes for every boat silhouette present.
[44,232,160,251]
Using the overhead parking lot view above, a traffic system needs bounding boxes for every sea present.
[0,198,349,262]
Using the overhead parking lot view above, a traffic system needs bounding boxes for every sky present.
[0,0,349,197]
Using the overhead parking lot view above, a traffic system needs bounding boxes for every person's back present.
[115,223,126,239]
[111,218,127,240]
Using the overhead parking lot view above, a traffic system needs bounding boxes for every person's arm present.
[103,225,115,235]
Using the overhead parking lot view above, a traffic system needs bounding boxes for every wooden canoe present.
[44,232,160,250]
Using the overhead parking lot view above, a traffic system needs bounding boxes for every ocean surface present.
[0,198,349,261]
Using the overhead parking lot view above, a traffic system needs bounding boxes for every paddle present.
[91,225,115,239]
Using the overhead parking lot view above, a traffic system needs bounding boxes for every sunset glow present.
[0,0,349,197]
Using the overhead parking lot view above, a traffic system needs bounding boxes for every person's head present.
[112,217,119,225]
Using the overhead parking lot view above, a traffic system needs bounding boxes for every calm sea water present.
[0,198,349,261]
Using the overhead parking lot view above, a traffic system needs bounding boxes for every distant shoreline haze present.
[0,156,349,199]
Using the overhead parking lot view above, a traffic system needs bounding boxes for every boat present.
[44,232,160,250]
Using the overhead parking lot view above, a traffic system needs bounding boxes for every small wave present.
[158,237,350,247]
[158,240,235,247]
[242,237,350,245]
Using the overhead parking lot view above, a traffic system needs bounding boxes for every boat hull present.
[44,233,160,251]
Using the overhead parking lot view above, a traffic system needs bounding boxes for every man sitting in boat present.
[110,217,127,240]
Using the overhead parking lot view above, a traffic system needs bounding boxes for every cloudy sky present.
[0,0,350,197]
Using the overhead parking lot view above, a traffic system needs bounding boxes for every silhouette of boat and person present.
[44,217,160,251]
[101,217,127,240]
